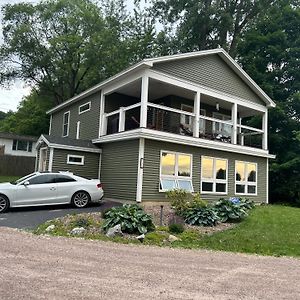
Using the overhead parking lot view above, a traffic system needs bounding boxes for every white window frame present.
[235,161,258,196]
[79,101,91,114]
[67,154,84,166]
[212,112,231,136]
[62,111,70,137]
[201,156,228,195]
[159,150,194,192]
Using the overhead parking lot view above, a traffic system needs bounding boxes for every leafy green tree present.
[0,0,131,105]
[151,0,274,57]
[0,111,6,121]
[0,92,54,136]
[238,0,300,204]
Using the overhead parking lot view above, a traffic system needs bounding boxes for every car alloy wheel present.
[72,191,90,208]
[0,195,9,213]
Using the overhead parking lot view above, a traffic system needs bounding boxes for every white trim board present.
[92,128,275,159]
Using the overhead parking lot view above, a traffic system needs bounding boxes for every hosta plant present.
[102,204,154,234]
[184,206,219,227]
[214,198,252,223]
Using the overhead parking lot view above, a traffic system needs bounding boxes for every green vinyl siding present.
[51,149,100,179]
[142,139,267,203]
[50,92,100,140]
[100,139,139,201]
[153,54,265,106]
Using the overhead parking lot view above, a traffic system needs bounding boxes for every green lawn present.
[0,176,20,183]
[35,205,300,258]
[175,205,300,257]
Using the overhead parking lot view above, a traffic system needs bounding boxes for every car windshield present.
[10,173,37,185]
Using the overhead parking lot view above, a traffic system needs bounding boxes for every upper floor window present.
[62,111,70,137]
[160,151,193,192]
[12,140,33,152]
[235,161,257,195]
[79,102,91,114]
[212,112,232,136]
[201,156,228,194]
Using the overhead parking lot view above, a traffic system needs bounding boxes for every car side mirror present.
[23,181,30,186]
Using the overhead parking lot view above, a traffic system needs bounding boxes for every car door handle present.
[50,187,56,191]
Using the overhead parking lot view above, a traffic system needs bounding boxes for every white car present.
[0,172,104,213]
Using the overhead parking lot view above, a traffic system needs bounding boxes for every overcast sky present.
[0,0,136,112]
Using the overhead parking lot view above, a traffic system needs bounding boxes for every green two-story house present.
[36,48,276,203]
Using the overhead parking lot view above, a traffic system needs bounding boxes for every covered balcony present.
[98,71,268,151]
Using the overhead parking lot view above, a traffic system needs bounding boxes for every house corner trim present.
[136,138,145,202]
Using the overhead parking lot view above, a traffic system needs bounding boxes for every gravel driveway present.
[0,227,299,300]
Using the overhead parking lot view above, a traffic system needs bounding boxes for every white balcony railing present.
[101,102,265,149]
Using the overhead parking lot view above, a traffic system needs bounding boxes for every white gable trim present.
[36,135,101,153]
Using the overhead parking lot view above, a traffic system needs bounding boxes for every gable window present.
[79,102,91,114]
[201,156,227,194]
[12,140,33,152]
[160,151,193,192]
[67,154,84,165]
[62,111,70,137]
[235,161,257,195]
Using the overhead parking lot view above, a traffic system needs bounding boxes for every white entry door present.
[39,148,47,171]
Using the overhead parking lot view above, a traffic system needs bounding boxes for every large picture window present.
[160,151,193,192]
[235,161,257,195]
[201,156,228,194]
[62,111,70,137]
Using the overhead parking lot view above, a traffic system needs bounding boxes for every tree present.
[0,92,54,136]
[151,0,275,57]
[0,0,131,105]
[0,111,6,121]
[238,0,300,204]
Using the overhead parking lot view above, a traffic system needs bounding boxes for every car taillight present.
[97,183,102,189]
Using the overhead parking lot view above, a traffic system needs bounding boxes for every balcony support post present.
[231,102,238,144]
[118,107,125,132]
[140,75,149,128]
[262,111,268,150]
[193,92,201,138]
[99,90,106,136]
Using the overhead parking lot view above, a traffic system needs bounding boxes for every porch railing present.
[101,102,265,149]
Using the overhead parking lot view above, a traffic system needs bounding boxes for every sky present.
[0,0,137,113]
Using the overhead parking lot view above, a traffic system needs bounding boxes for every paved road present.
[0,200,119,229]
[0,227,299,300]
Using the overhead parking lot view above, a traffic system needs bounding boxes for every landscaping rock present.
[168,235,181,243]
[136,234,145,242]
[106,224,123,238]
[70,227,86,235]
[45,225,55,232]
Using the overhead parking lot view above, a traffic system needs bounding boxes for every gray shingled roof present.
[0,132,38,142]
[43,134,99,150]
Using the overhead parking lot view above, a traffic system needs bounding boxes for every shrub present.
[169,223,185,234]
[214,198,251,223]
[184,206,219,227]
[166,189,192,216]
[166,190,208,216]
[102,204,155,234]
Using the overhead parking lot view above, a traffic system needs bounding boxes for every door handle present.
[50,187,56,191]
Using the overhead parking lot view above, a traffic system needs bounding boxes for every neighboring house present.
[0,132,37,157]
[0,132,38,176]
[36,48,276,203]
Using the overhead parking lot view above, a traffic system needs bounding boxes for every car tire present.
[0,194,9,213]
[71,191,90,208]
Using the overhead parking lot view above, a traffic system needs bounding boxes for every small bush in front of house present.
[213,197,252,223]
[169,223,185,234]
[102,204,155,234]
[189,193,208,209]
[166,189,192,216]
[184,206,219,227]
